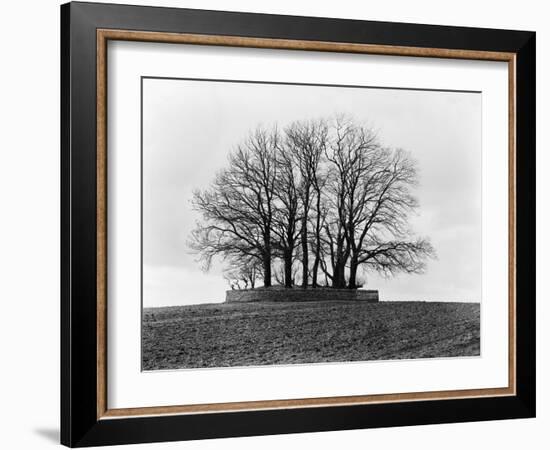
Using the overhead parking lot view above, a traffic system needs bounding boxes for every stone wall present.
[225,287,379,303]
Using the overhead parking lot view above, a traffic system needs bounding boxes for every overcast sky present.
[142,78,481,307]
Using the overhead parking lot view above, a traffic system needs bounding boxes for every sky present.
[142,78,481,307]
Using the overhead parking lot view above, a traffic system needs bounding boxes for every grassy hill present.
[142,301,480,370]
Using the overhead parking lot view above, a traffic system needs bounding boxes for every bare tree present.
[284,119,328,288]
[190,114,434,291]
[344,147,434,286]
[324,115,379,287]
[224,256,261,290]
[323,115,434,288]
[273,259,300,286]
[271,139,301,287]
[190,125,279,287]
[310,164,329,288]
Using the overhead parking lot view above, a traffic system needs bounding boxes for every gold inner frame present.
[96,29,517,420]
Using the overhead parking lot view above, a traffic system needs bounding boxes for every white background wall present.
[0,0,546,448]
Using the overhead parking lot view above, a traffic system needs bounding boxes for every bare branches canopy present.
[189,115,435,290]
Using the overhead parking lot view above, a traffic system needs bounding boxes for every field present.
[142,301,480,370]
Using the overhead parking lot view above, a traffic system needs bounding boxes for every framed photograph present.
[61,2,535,447]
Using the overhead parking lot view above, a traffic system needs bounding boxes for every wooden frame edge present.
[95,28,517,421]
[97,28,515,61]
[97,29,108,419]
[100,387,515,419]
[508,55,517,395]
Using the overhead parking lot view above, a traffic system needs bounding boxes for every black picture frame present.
[61,1,535,447]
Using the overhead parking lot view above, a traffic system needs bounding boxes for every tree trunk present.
[331,265,339,288]
[262,254,271,287]
[332,259,346,288]
[312,255,320,288]
[331,233,348,288]
[263,233,272,287]
[284,249,293,288]
[301,217,308,288]
[339,263,347,288]
[348,256,358,289]
[312,191,322,287]
[333,265,344,288]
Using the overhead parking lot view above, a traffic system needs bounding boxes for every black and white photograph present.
[51,1,539,447]
[141,78,482,371]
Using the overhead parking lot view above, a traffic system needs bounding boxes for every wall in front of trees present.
[226,288,379,303]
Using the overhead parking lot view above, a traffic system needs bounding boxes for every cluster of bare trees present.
[190,115,434,290]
